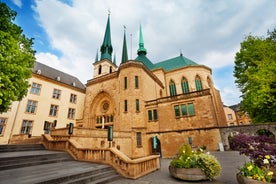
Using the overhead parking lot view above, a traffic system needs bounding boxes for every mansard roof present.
[32,62,86,91]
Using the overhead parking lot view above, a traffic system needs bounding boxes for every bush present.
[229,134,276,167]
[170,144,221,180]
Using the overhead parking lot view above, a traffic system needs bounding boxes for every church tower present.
[93,14,117,78]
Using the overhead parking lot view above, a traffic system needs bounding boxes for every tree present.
[234,29,276,123]
[0,3,35,113]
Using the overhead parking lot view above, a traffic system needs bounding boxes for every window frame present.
[181,77,189,93]
[70,94,77,103]
[124,77,127,89]
[135,76,139,89]
[135,99,140,112]
[124,100,128,112]
[169,80,177,96]
[49,104,59,117]
[136,132,142,147]
[30,82,41,95]
[25,100,38,114]
[67,108,75,119]
[0,117,7,136]
[195,75,203,91]
[20,120,33,134]
[52,88,61,99]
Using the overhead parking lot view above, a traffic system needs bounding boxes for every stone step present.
[0,144,45,152]
[0,151,73,170]
[0,144,122,184]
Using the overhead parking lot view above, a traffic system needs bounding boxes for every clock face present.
[102,101,109,112]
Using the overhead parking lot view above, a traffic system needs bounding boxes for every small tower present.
[93,14,117,78]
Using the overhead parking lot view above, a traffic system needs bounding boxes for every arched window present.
[195,75,203,91]
[109,66,112,73]
[98,65,102,75]
[181,77,189,93]
[169,80,177,96]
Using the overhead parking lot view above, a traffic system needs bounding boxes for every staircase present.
[0,144,121,184]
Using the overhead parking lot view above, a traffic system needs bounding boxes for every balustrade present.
[42,134,160,179]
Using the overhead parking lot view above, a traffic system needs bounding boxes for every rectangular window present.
[52,89,61,99]
[188,103,195,116]
[135,76,139,89]
[49,105,59,117]
[227,114,233,120]
[67,108,75,119]
[174,105,180,117]
[70,94,77,103]
[124,100,128,112]
[0,118,7,136]
[124,77,127,89]
[136,132,142,147]
[136,99,140,112]
[20,120,33,134]
[30,82,41,95]
[148,110,153,121]
[25,100,37,113]
[153,109,158,120]
[181,104,187,116]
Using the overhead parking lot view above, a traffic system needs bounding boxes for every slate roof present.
[135,53,199,72]
[135,54,155,70]
[32,62,86,91]
[229,103,241,112]
[152,54,198,71]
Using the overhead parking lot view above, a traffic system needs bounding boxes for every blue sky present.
[2,0,276,106]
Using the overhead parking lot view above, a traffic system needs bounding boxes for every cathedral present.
[0,14,227,159]
[78,14,227,158]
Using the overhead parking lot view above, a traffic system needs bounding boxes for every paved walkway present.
[109,151,249,184]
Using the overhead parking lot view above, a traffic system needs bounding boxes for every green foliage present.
[0,2,35,112]
[239,161,273,182]
[170,144,221,180]
[196,153,222,180]
[234,29,276,123]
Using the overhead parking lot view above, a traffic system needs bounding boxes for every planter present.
[169,165,208,181]
[236,173,265,184]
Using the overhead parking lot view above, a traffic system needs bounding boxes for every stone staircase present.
[0,144,122,184]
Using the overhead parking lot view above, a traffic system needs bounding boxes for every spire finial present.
[137,24,147,56]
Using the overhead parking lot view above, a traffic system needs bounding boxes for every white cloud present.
[32,0,276,105]
[11,0,22,8]
[220,87,242,106]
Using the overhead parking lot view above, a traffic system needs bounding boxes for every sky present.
[2,0,276,106]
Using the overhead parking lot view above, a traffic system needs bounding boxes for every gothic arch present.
[89,91,115,129]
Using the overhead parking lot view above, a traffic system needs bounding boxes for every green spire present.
[100,14,113,61]
[113,53,116,65]
[137,24,147,55]
[121,28,128,63]
[95,49,99,63]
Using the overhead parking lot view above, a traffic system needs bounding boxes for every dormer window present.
[56,76,60,81]
[37,69,41,74]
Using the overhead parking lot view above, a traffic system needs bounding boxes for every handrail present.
[42,134,160,179]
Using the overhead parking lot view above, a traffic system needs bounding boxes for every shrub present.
[170,144,221,180]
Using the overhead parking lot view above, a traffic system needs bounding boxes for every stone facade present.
[78,55,227,158]
[0,62,86,144]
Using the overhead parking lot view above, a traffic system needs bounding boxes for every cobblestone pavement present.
[109,151,248,184]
